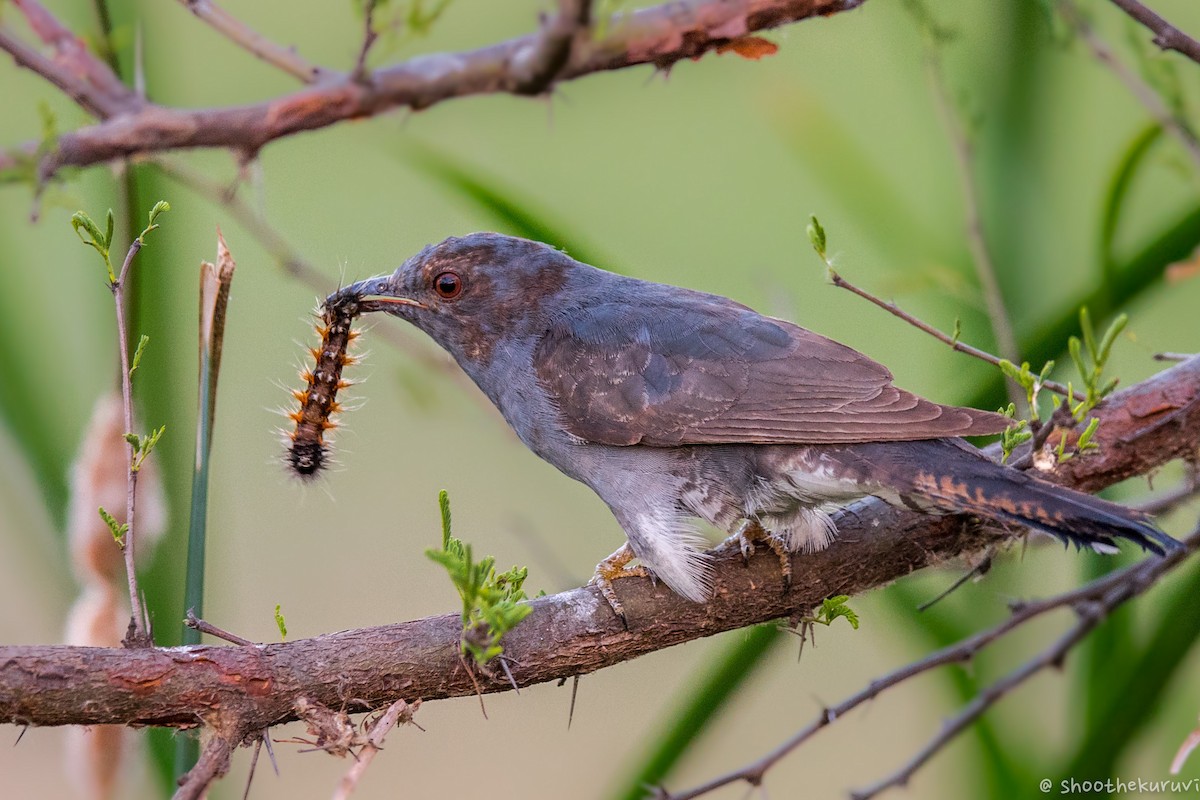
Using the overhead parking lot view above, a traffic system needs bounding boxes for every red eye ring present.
[433,271,463,299]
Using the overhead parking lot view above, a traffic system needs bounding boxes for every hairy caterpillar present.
[285,288,363,479]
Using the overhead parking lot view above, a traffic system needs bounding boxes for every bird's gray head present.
[347,233,581,368]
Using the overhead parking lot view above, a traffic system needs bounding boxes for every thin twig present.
[351,0,379,84]
[666,528,1199,800]
[185,609,255,646]
[11,0,136,108]
[1104,0,1200,65]
[852,526,1198,799]
[512,0,593,94]
[174,727,241,800]
[915,549,992,612]
[921,30,1022,408]
[111,238,150,647]
[1059,0,1200,172]
[827,268,1083,401]
[174,0,333,84]
[330,700,418,800]
[0,26,126,118]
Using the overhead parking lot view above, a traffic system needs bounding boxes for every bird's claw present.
[590,543,653,629]
[731,520,793,591]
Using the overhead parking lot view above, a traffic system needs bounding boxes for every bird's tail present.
[849,439,1180,555]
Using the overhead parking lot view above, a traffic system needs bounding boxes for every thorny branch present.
[665,525,1200,799]
[1,356,1198,799]
[330,700,421,800]
[0,0,867,182]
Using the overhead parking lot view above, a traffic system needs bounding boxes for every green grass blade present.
[610,625,781,800]
[400,142,608,268]
[1098,123,1164,282]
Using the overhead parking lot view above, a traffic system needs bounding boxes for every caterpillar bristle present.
[285,287,367,480]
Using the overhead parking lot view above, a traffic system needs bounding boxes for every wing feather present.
[534,293,1008,446]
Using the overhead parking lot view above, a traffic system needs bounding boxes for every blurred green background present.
[2,0,1200,797]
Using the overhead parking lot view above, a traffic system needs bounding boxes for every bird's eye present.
[433,271,463,299]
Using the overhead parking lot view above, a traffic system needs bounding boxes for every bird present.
[342,232,1178,620]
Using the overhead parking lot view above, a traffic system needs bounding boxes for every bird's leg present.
[731,519,792,590]
[589,542,653,627]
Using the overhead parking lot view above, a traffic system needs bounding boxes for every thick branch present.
[1,356,1197,731]
[20,0,864,180]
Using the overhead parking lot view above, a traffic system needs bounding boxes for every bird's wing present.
[533,294,1009,446]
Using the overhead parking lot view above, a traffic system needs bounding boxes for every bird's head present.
[345,233,577,368]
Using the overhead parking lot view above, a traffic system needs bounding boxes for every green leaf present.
[807,214,827,260]
[438,488,452,550]
[1000,420,1032,464]
[817,595,860,630]
[137,200,170,244]
[1080,307,1098,365]
[70,209,115,282]
[426,490,533,665]
[98,506,128,545]
[1097,313,1127,365]
[104,209,115,250]
[274,604,287,641]
[1077,417,1101,453]
[130,334,149,377]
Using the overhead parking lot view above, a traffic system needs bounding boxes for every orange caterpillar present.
[286,289,362,478]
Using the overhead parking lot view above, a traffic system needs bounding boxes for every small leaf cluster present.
[71,201,169,284]
[125,425,166,473]
[998,359,1056,422]
[1063,307,1125,420]
[98,506,128,547]
[71,208,118,282]
[813,595,860,630]
[997,404,1032,464]
[425,490,533,665]
[274,604,288,641]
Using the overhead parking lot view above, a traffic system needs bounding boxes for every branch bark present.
[2,355,1198,732]
[0,0,866,180]
[1105,0,1200,65]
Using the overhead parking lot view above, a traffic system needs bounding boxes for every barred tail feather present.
[884,440,1181,555]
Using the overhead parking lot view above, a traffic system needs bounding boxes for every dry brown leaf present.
[716,36,779,60]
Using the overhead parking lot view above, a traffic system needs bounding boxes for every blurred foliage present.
[1,0,1199,798]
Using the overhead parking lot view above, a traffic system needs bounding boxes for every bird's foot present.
[589,543,653,628]
[731,520,792,590]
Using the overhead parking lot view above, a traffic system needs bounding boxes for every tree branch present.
[174,0,335,84]
[7,0,865,181]
[11,0,137,110]
[511,0,594,95]
[1,355,1197,733]
[1105,0,1200,66]
[665,525,1200,799]
[0,25,127,119]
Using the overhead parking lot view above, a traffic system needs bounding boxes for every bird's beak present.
[338,275,427,313]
